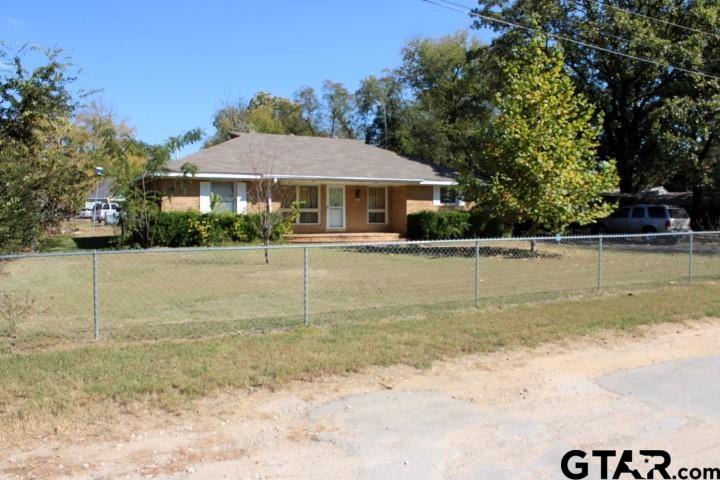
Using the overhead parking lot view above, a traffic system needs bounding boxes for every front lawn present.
[1,283,719,439]
[1,238,717,346]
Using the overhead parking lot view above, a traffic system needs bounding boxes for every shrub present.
[407,209,509,240]
[467,209,509,238]
[407,210,470,240]
[243,213,287,242]
[123,211,288,247]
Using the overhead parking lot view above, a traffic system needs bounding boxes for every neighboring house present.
[80,179,124,219]
[87,179,120,204]
[152,133,465,239]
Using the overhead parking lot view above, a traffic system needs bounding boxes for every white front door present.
[327,186,345,229]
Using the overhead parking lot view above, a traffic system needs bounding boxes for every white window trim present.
[235,182,247,214]
[433,186,464,206]
[199,181,211,213]
[326,185,346,230]
[367,186,388,225]
[281,185,321,225]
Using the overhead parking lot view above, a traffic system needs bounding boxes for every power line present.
[567,0,720,40]
[422,0,720,81]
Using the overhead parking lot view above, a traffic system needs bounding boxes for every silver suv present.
[596,204,691,233]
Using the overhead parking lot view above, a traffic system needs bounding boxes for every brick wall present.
[157,179,201,212]
[156,179,442,235]
[406,185,437,214]
[390,186,408,234]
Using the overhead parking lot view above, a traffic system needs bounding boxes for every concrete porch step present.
[284,232,404,244]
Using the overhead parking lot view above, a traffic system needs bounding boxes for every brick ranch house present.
[153,132,466,241]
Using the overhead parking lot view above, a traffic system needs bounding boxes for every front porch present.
[283,184,408,236]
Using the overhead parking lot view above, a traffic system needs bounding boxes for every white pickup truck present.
[79,202,120,224]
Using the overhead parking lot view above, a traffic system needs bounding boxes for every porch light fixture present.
[355,189,361,201]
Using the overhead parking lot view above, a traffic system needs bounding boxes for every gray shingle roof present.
[87,179,116,201]
[165,133,455,184]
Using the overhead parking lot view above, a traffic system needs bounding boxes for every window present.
[648,207,667,218]
[211,182,235,212]
[367,187,387,224]
[631,207,645,218]
[282,185,320,224]
[440,187,458,205]
[610,207,630,218]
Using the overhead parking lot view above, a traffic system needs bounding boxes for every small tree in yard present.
[108,129,202,248]
[247,168,297,264]
[457,34,618,242]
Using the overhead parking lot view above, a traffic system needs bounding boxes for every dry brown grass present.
[2,240,717,347]
[1,282,719,441]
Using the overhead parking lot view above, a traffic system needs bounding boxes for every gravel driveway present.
[2,320,719,480]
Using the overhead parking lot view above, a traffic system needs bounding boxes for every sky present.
[1,0,493,157]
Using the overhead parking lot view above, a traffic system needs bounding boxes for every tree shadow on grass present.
[345,244,560,259]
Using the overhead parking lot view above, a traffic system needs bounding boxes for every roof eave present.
[155,172,457,185]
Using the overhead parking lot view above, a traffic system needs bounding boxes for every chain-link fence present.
[1,232,718,347]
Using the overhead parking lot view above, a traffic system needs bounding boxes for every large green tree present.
[293,86,323,136]
[0,47,90,252]
[652,84,720,227]
[355,72,405,149]
[204,99,251,148]
[322,80,356,138]
[471,0,720,194]
[204,92,320,147]
[354,32,495,162]
[396,31,495,165]
[457,35,618,234]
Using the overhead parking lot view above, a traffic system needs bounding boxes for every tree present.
[0,46,90,252]
[457,34,618,236]
[246,92,308,136]
[322,80,355,138]
[247,177,287,264]
[205,92,317,148]
[355,73,406,149]
[204,99,251,148]
[471,0,720,193]
[74,103,203,248]
[395,31,495,165]
[114,129,203,248]
[652,86,720,228]
[294,86,323,136]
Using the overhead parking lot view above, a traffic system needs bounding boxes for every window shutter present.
[199,182,211,213]
[433,186,441,206]
[235,182,247,214]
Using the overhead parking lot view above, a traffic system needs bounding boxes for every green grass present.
[1,283,719,438]
[1,239,718,347]
[36,219,121,253]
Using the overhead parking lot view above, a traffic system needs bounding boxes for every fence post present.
[596,235,603,293]
[93,250,100,340]
[688,232,694,284]
[474,239,480,307]
[303,246,309,326]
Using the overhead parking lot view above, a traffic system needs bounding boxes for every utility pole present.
[92,166,105,230]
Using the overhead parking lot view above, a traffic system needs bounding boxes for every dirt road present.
[3,319,720,479]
